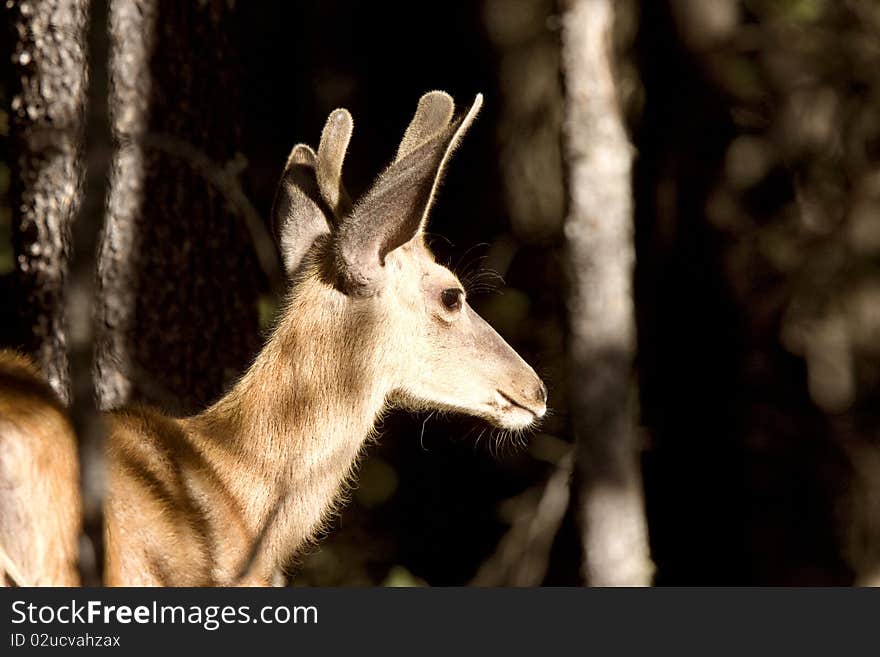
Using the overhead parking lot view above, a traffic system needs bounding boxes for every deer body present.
[1,92,547,586]
[0,351,80,586]
[105,268,388,585]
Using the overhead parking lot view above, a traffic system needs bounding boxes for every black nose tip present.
[535,382,548,405]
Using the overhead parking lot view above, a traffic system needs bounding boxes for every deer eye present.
[440,288,463,311]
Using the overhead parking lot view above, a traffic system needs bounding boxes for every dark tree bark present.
[560,0,653,586]
[7,0,89,404]
[68,0,112,586]
[96,0,263,414]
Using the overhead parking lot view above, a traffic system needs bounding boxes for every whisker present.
[423,232,453,250]
[459,255,489,279]
[475,426,488,451]
[454,242,490,274]
[419,411,436,452]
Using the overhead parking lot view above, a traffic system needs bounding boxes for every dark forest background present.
[3,0,880,586]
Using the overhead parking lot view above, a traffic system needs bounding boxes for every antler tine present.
[316,108,354,219]
[285,142,316,170]
[396,90,455,163]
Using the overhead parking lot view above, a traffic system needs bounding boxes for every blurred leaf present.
[382,565,427,587]
[774,0,826,24]
[257,293,279,331]
[716,53,764,100]
[354,456,398,508]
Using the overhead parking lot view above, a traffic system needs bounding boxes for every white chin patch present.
[490,391,535,430]
[502,407,535,430]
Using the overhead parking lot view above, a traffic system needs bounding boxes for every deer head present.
[271,91,547,431]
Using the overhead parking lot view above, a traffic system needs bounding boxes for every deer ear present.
[273,109,354,277]
[334,92,483,295]
[272,144,329,277]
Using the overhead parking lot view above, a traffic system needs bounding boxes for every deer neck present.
[190,281,390,580]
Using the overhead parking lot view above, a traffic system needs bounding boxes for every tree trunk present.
[560,0,653,586]
[96,0,263,414]
[7,0,89,404]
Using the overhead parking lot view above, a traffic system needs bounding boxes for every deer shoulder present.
[0,350,80,586]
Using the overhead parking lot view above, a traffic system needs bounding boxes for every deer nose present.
[523,381,547,415]
[535,382,548,405]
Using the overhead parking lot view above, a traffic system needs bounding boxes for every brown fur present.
[0,351,80,586]
[102,254,387,584]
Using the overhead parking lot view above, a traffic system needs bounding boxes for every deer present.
[0,351,81,586]
[0,91,547,586]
